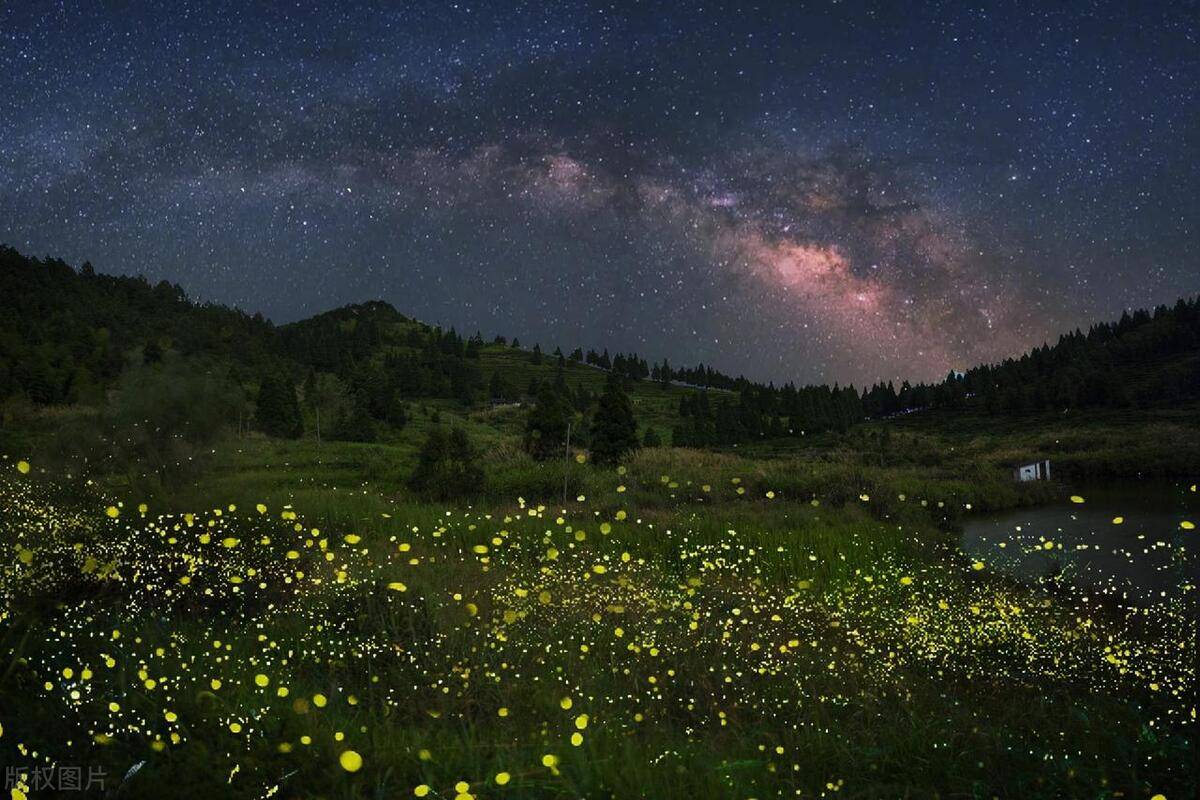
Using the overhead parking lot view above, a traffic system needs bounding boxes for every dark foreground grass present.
[1,450,1194,800]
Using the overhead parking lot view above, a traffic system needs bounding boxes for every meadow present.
[1,414,1196,799]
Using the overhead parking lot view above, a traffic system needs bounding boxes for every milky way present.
[1,1,1197,384]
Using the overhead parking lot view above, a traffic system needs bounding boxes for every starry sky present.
[1,1,1197,385]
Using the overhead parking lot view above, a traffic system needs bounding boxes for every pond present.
[960,482,1198,607]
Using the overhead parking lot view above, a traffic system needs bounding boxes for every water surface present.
[960,483,1198,606]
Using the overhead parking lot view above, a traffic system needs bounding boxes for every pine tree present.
[489,370,515,401]
[255,370,303,438]
[333,397,376,442]
[409,426,485,500]
[590,372,638,465]
[524,383,572,460]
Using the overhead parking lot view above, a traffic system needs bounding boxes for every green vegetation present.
[0,449,1193,799]
[588,373,638,466]
[7,246,1199,459]
[409,427,486,501]
[255,369,304,439]
[1,246,1198,798]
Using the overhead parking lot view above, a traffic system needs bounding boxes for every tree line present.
[4,246,1198,459]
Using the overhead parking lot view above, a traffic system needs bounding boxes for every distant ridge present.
[2,246,1197,437]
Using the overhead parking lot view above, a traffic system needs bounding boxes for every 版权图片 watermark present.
[5,764,107,793]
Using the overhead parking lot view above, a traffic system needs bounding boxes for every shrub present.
[409,426,485,500]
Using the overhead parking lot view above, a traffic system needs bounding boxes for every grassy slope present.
[313,307,714,447]
[1,432,1192,799]
[2,364,1198,798]
[476,343,704,443]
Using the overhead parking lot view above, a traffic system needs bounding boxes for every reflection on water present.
[961,483,1198,606]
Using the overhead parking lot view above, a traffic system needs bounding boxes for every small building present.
[1014,459,1051,482]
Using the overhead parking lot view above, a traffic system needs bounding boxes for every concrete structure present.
[1014,459,1051,482]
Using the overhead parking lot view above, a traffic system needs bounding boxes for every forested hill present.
[2,245,1198,449]
[0,246,278,404]
[860,297,1200,418]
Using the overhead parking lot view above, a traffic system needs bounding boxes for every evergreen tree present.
[524,383,572,460]
[642,427,662,447]
[305,371,350,444]
[489,370,516,402]
[573,384,592,412]
[333,397,376,442]
[590,373,638,465]
[255,370,303,438]
[409,426,485,500]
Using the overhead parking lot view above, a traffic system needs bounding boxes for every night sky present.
[2,1,1196,385]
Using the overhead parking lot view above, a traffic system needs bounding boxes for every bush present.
[409,426,485,501]
[105,354,247,490]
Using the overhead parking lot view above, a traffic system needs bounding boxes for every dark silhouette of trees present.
[3,245,1198,456]
[409,426,485,500]
[590,373,639,465]
[332,398,376,442]
[489,370,518,402]
[255,370,303,438]
[524,383,573,460]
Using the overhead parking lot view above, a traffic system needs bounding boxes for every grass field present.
[1,400,1197,799]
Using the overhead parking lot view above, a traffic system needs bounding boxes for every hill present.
[2,244,1199,498]
[1,247,1197,800]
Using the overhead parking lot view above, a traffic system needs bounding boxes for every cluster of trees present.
[650,359,746,390]
[0,246,276,406]
[256,371,303,438]
[673,383,864,446]
[524,344,653,384]
[408,426,484,500]
[0,248,489,446]
[581,349,651,381]
[523,368,596,413]
[590,373,640,463]
[277,304,489,440]
[5,246,1199,461]
[854,297,1200,418]
[661,297,1200,446]
[523,372,641,465]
